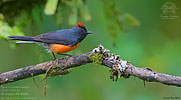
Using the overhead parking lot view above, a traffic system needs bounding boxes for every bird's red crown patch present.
[75,22,85,28]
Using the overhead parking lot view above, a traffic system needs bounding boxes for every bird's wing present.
[34,29,78,46]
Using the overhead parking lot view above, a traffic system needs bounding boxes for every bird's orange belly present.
[49,43,80,53]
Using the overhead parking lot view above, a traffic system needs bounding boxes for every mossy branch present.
[0,45,181,87]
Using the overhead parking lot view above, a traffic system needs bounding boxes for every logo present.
[160,2,178,19]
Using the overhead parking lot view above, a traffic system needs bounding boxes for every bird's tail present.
[8,36,36,43]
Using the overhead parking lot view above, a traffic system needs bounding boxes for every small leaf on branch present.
[44,0,59,15]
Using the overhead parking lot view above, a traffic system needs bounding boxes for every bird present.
[8,22,92,59]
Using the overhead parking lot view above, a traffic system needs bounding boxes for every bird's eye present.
[79,30,83,34]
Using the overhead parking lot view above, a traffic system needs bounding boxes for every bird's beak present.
[86,32,92,34]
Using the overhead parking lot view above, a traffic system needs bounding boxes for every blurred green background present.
[0,0,181,100]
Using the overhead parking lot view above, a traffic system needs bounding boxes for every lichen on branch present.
[90,44,130,81]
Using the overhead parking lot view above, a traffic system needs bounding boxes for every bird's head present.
[75,22,92,35]
[70,22,92,43]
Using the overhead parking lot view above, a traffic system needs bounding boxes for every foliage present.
[44,0,59,15]
[0,14,24,39]
[0,0,139,46]
[0,0,43,25]
[103,0,140,45]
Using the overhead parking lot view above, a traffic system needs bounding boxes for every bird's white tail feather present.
[16,41,35,43]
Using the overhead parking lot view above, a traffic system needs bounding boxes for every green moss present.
[49,68,70,76]
[51,69,57,73]
[89,52,105,65]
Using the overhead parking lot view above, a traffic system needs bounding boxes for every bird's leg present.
[51,52,56,60]
[57,53,73,57]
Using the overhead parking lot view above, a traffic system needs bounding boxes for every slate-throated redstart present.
[8,22,92,59]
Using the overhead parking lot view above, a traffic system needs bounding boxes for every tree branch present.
[0,45,181,87]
